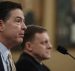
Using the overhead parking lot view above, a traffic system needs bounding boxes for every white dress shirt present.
[0,43,11,71]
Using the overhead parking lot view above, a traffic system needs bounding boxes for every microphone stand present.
[57,45,75,60]
[67,52,75,60]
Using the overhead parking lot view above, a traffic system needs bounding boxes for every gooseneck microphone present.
[57,46,75,60]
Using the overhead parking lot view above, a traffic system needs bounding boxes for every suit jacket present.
[0,54,4,71]
[16,52,50,71]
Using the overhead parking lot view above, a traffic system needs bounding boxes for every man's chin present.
[16,38,23,44]
[42,56,51,60]
[45,55,51,59]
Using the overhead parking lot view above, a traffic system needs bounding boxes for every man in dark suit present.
[16,25,52,71]
[0,1,26,71]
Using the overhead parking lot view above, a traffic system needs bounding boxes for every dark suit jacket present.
[16,52,50,71]
[0,54,4,71]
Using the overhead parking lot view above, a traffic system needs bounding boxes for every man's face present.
[30,32,52,61]
[1,9,26,46]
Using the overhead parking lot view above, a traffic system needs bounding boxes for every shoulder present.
[16,53,37,71]
[42,64,51,71]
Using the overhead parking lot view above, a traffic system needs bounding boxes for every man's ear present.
[0,20,5,32]
[24,42,32,51]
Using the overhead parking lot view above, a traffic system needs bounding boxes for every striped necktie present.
[8,53,16,71]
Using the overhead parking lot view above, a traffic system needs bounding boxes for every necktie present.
[8,53,16,71]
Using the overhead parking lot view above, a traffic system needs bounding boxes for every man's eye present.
[15,19,21,22]
[45,41,48,43]
[15,19,25,23]
[41,42,45,45]
[41,40,49,45]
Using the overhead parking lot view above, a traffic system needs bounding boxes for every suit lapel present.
[0,54,4,71]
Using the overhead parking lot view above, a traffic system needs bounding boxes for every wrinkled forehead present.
[6,9,24,20]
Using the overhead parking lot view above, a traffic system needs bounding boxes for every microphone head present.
[57,45,68,55]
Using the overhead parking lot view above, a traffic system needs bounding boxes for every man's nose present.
[48,43,52,49]
[22,22,27,30]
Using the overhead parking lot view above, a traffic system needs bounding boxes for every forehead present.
[8,9,24,19]
[34,32,50,41]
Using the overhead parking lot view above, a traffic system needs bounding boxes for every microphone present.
[57,45,75,60]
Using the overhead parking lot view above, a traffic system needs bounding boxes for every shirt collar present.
[0,43,10,61]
